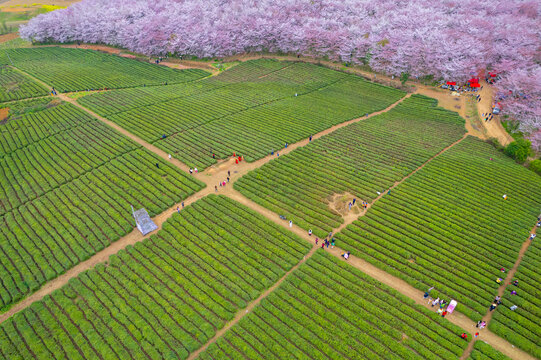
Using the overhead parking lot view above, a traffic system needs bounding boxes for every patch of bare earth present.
[0,107,9,124]
[0,32,18,43]
[326,192,361,216]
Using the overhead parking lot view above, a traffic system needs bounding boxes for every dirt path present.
[0,86,411,323]
[475,82,513,146]
[187,244,319,360]
[332,134,468,234]
[223,188,535,360]
[459,222,539,359]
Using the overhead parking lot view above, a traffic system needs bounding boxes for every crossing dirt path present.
[3,64,535,360]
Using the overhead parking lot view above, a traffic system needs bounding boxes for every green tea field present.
[0,44,538,360]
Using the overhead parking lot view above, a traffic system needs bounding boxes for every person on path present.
[474,332,479,338]
[289,220,293,228]
[437,308,443,315]
[190,168,193,174]
[219,182,222,187]
[194,168,198,173]
[352,198,356,206]
[494,296,501,302]
[342,251,350,260]
[490,303,497,311]
[215,185,218,192]
[315,237,319,245]
[168,154,172,160]
[177,206,180,214]
[223,181,226,186]
[321,241,325,249]
[212,153,215,159]
[228,170,230,177]
[285,142,288,148]
[442,311,447,318]
[530,233,536,240]
[227,177,230,183]
[309,135,312,142]
[432,298,440,307]
[325,239,329,248]
[331,238,335,248]
[476,320,482,328]
[439,300,446,309]
[308,229,312,236]
[155,163,160,168]
[328,231,333,238]
[236,158,239,164]
[348,202,352,210]
[387,189,391,195]
[480,321,486,329]
[181,202,184,208]
[276,152,279,157]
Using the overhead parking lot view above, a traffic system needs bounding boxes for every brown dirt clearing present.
[0,33,18,43]
[0,107,9,122]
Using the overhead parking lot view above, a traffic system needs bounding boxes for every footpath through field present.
[0,87,411,324]
[5,65,533,360]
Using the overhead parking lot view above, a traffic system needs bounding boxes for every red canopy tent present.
[470,83,481,88]
[468,78,479,84]
[446,81,456,86]
[489,72,497,77]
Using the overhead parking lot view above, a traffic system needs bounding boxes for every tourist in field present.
[500,267,505,272]
[437,308,443,315]
[476,320,482,328]
[285,142,288,148]
[502,194,507,200]
[432,298,440,307]
[474,332,479,338]
[461,333,467,340]
[215,185,218,192]
[181,202,184,208]
[190,168,193,174]
[177,206,180,214]
[513,279,519,286]
[510,290,517,295]
[227,177,230,182]
[530,233,536,240]
[289,220,293,228]
[308,229,312,236]
[315,237,318,245]
[321,241,325,249]
[490,303,497,311]
[309,135,312,142]
[494,295,501,302]
[480,321,486,329]
[168,154,171,160]
[496,278,503,284]
[331,238,335,248]
[342,251,350,260]
[442,310,447,318]
[328,231,333,238]
[348,202,352,210]
[325,239,329,248]
[194,168,198,173]
[155,163,160,168]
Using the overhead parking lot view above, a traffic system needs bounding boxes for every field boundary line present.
[186,245,319,360]
[224,189,536,360]
[459,222,539,360]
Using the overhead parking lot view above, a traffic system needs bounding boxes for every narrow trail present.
[224,188,536,360]
[332,133,468,234]
[187,244,320,360]
[459,222,539,360]
[0,88,411,323]
[475,81,513,146]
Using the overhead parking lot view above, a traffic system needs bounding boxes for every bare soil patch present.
[327,192,359,216]
[0,32,18,43]
[0,107,9,123]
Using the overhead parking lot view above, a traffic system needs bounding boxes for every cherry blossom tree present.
[19,0,541,148]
